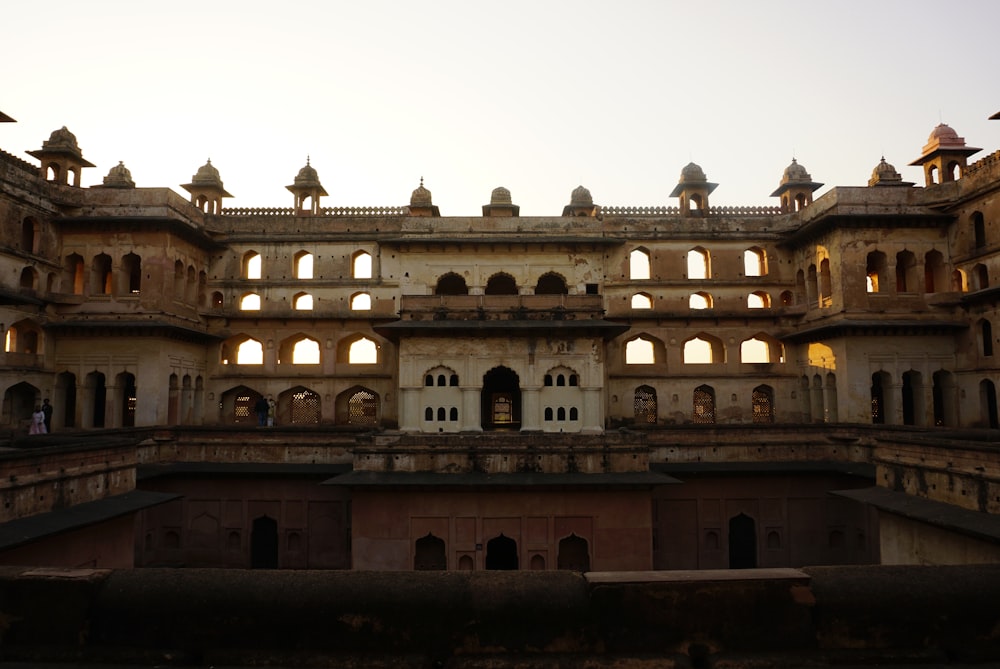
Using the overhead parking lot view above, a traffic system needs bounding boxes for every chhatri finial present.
[307,155,311,166]
[420,175,424,188]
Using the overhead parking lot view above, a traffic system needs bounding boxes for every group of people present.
[29,398,52,435]
[255,396,276,427]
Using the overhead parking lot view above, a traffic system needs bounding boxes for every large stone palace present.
[2,108,1000,572]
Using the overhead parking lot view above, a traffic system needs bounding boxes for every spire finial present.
[420,175,424,188]
[307,155,311,166]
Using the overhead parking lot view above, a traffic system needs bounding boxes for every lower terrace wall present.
[2,566,1000,667]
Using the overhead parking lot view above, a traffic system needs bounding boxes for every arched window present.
[544,374,553,386]
[693,385,715,424]
[485,273,518,295]
[535,272,568,295]
[687,247,710,279]
[19,267,37,292]
[350,292,371,310]
[344,388,379,426]
[973,212,987,250]
[866,251,886,293]
[293,292,313,310]
[744,247,767,277]
[683,336,715,364]
[450,374,459,387]
[348,337,378,364]
[819,258,832,306]
[896,250,918,293]
[981,319,994,357]
[449,407,458,421]
[92,254,112,295]
[437,407,446,421]
[557,407,566,421]
[634,385,657,424]
[924,250,946,293]
[425,407,433,420]
[66,254,84,294]
[295,251,314,279]
[352,251,372,279]
[290,337,320,364]
[288,387,320,424]
[243,251,262,280]
[981,379,999,429]
[544,407,553,421]
[752,385,774,423]
[569,407,578,421]
[414,533,446,571]
[748,291,770,309]
[435,273,468,295]
[740,337,769,363]
[629,249,650,280]
[122,253,141,295]
[211,292,224,310]
[556,374,566,386]
[625,337,655,364]
[21,218,37,254]
[631,293,652,309]
[240,292,261,310]
[437,374,447,386]
[425,375,434,387]
[689,292,712,309]
[974,264,989,291]
[233,338,264,365]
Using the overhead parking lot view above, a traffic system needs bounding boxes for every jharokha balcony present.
[376,294,628,340]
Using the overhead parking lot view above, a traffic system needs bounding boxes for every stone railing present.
[966,149,1000,177]
[219,206,407,217]
[0,149,37,174]
[602,205,781,216]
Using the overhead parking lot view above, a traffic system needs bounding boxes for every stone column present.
[520,386,541,432]
[582,387,603,433]
[399,387,421,433]
[461,387,482,432]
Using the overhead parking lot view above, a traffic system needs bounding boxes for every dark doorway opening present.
[557,534,590,571]
[251,515,279,569]
[485,534,518,570]
[728,513,757,569]
[414,533,446,570]
[482,367,520,431]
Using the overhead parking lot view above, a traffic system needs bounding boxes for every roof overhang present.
[325,470,679,489]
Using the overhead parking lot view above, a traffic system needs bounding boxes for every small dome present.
[41,126,83,155]
[102,161,135,188]
[410,177,433,206]
[679,162,707,183]
[868,157,913,187]
[782,158,811,183]
[292,158,322,188]
[570,185,593,206]
[490,186,512,205]
[191,159,224,187]
[928,123,960,143]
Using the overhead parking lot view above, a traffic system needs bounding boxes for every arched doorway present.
[56,371,77,429]
[251,515,279,569]
[482,367,520,431]
[728,513,757,569]
[485,534,518,570]
[557,534,590,571]
[414,533,446,570]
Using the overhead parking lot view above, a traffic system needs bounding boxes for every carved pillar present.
[520,386,541,432]
[582,387,603,433]
[461,387,482,432]
[399,387,420,433]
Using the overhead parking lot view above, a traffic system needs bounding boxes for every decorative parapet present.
[966,149,1000,177]
[220,205,407,217]
[602,205,782,216]
[0,148,37,174]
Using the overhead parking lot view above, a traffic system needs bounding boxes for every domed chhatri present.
[771,158,823,212]
[868,157,914,188]
[408,177,440,217]
[101,161,136,189]
[910,123,982,186]
[181,158,232,214]
[562,185,599,217]
[670,162,717,216]
[27,126,95,186]
[286,157,328,215]
[482,186,519,217]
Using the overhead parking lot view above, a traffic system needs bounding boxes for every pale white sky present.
[4,0,1000,215]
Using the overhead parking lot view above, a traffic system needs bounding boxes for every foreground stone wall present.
[2,565,999,667]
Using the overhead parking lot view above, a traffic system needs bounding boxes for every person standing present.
[29,406,46,435]
[255,395,269,427]
[267,398,276,427]
[41,398,52,433]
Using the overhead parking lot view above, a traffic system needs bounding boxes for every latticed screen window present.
[348,390,378,425]
[235,394,254,423]
[291,389,320,424]
[634,386,657,423]
[752,387,774,424]
[693,387,715,424]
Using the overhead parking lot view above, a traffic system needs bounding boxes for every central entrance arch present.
[481,366,520,431]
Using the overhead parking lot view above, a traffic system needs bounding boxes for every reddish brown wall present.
[137,475,351,568]
[351,488,653,571]
[654,473,877,569]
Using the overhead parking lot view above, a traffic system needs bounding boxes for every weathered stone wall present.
[2,566,999,667]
